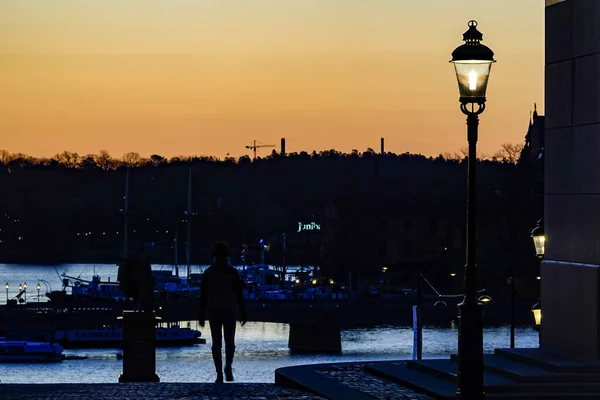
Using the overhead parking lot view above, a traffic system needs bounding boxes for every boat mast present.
[174,228,179,277]
[186,167,192,282]
[123,167,130,260]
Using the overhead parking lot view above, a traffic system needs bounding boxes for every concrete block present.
[541,260,600,358]
[546,0,573,64]
[546,194,600,265]
[573,0,600,58]
[572,124,600,193]
[545,127,573,194]
[573,54,600,126]
[118,310,159,383]
[545,61,572,129]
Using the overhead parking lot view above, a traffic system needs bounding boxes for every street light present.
[532,301,542,332]
[531,218,545,258]
[478,294,492,303]
[451,20,495,400]
[37,283,41,302]
[531,219,544,344]
[5,282,8,304]
[23,282,27,303]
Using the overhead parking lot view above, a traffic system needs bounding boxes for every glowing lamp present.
[531,219,545,258]
[478,294,492,303]
[532,302,542,330]
[312,279,317,285]
[450,20,495,103]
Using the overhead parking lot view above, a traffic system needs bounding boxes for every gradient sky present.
[0,0,544,159]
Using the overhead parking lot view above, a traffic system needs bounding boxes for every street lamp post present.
[23,282,27,303]
[5,282,8,304]
[451,20,495,400]
[37,283,41,302]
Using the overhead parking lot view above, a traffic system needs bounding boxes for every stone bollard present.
[118,310,160,383]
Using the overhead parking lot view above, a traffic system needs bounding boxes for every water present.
[0,264,540,383]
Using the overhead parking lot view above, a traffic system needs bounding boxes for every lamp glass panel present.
[533,235,545,256]
[532,309,542,326]
[453,61,492,99]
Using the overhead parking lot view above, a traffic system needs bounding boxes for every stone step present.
[406,359,516,390]
[488,394,600,399]
[365,360,600,400]
[406,358,600,395]
[478,354,600,383]
[275,363,380,400]
[495,348,600,373]
[365,361,456,400]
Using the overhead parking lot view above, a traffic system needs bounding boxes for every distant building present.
[523,105,545,165]
[521,105,545,201]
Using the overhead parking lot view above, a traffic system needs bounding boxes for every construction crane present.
[245,140,275,160]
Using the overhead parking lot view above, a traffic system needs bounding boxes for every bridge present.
[0,297,535,353]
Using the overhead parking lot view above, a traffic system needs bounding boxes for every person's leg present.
[209,314,224,383]
[223,309,237,381]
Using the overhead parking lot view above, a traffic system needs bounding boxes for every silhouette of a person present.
[199,242,247,383]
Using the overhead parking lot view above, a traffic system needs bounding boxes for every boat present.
[47,269,200,304]
[53,322,205,348]
[0,338,63,362]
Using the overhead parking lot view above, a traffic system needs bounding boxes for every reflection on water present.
[0,264,539,383]
[0,322,539,384]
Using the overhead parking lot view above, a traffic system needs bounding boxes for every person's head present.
[213,242,229,263]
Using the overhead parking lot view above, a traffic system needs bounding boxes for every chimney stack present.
[281,138,286,156]
[380,138,385,154]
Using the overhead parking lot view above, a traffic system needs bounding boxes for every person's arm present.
[233,269,247,325]
[198,270,210,326]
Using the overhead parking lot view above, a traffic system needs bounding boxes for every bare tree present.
[0,150,11,165]
[96,149,113,170]
[492,143,524,164]
[54,151,80,168]
[149,154,167,167]
[122,152,142,167]
[80,154,98,169]
[443,146,490,162]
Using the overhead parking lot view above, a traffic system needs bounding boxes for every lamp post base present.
[456,299,485,400]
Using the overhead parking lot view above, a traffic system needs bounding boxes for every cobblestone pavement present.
[0,383,324,400]
[315,364,435,400]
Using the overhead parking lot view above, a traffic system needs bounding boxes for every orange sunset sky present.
[0,0,544,159]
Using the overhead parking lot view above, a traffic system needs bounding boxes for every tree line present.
[0,142,524,170]
[0,142,539,298]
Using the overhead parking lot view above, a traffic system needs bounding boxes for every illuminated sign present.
[297,222,321,232]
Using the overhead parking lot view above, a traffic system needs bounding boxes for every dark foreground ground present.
[1,383,321,400]
[0,378,431,400]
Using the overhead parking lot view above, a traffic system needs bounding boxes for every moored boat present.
[0,338,63,362]
[53,323,205,348]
